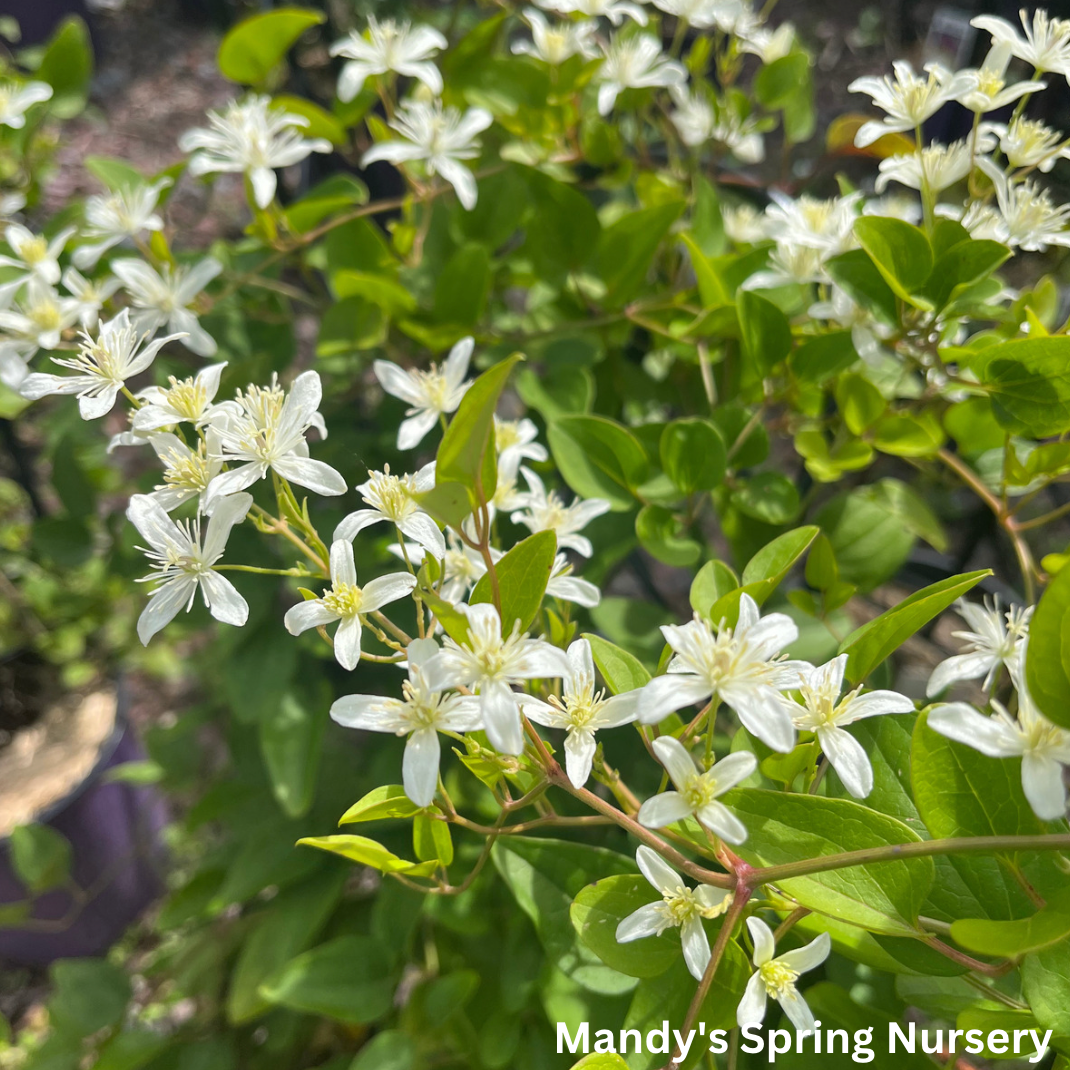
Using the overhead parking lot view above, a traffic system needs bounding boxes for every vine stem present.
[666,886,752,1070]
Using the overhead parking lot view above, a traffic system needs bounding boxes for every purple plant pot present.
[0,689,169,966]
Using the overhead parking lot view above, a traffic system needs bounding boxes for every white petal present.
[373,360,423,406]
[403,728,441,808]
[696,800,749,845]
[927,652,998,696]
[330,538,358,587]
[637,790,693,829]
[778,931,831,974]
[201,491,252,560]
[137,576,196,644]
[250,167,277,209]
[736,972,768,1028]
[652,736,700,790]
[726,687,797,752]
[200,572,249,628]
[819,725,873,799]
[564,729,597,788]
[334,615,364,671]
[779,987,817,1033]
[271,454,347,496]
[927,703,1023,757]
[638,673,713,725]
[481,680,524,755]
[711,750,758,792]
[1021,752,1068,820]
[284,598,337,634]
[330,694,408,732]
[398,511,446,558]
[747,917,776,966]
[681,916,711,980]
[616,902,668,943]
[635,844,683,897]
[444,336,474,389]
[435,157,478,210]
[406,637,440,670]
[840,690,915,722]
[398,409,439,450]
[360,571,417,612]
[334,509,384,543]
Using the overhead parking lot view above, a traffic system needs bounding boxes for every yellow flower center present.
[21,236,48,265]
[759,960,799,1000]
[160,443,211,492]
[164,375,209,420]
[322,582,364,618]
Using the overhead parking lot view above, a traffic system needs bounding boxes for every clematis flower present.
[373,337,473,448]
[19,308,183,420]
[179,95,332,210]
[206,370,346,502]
[331,638,483,807]
[763,192,862,256]
[0,81,53,129]
[927,597,1031,698]
[127,491,252,644]
[334,462,445,558]
[637,594,808,753]
[132,362,235,432]
[511,468,610,557]
[521,638,639,787]
[72,178,171,270]
[545,554,601,608]
[146,429,225,514]
[495,416,548,470]
[953,44,1046,113]
[723,203,768,244]
[0,280,81,356]
[61,267,121,331]
[971,9,1070,77]
[533,0,648,27]
[284,540,417,671]
[668,87,765,161]
[737,918,830,1031]
[780,654,914,798]
[876,140,978,194]
[928,654,1070,821]
[0,224,75,293]
[638,736,757,843]
[389,533,492,605]
[362,101,492,211]
[330,18,447,102]
[849,61,972,147]
[985,117,1070,172]
[741,243,828,290]
[421,602,570,756]
[112,256,222,357]
[511,10,599,64]
[595,35,687,116]
[615,846,732,980]
[973,161,1070,251]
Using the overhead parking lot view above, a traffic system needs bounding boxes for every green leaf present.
[950,885,1070,958]
[983,336,1070,438]
[790,331,859,384]
[582,634,651,694]
[635,504,702,567]
[271,94,346,145]
[516,363,595,421]
[570,1057,630,1070]
[853,217,933,302]
[413,812,453,866]
[84,156,144,192]
[317,296,386,354]
[741,526,819,594]
[956,1006,1045,1061]
[1022,942,1070,1038]
[285,173,368,233]
[297,835,438,878]
[569,874,681,978]
[92,1030,169,1070]
[258,690,325,818]
[690,560,739,617]
[350,1031,416,1070]
[492,837,637,994]
[731,472,800,525]
[339,785,421,825]
[522,172,601,280]
[436,353,523,501]
[332,270,415,315]
[838,569,990,683]
[835,372,886,434]
[217,8,324,85]
[48,959,131,1035]
[594,202,684,306]
[871,411,945,458]
[433,242,491,326]
[826,249,899,325]
[259,935,394,1025]
[738,290,792,375]
[681,232,730,307]
[923,238,1011,311]
[727,789,935,935]
[659,418,726,494]
[548,415,648,510]
[35,17,92,118]
[1026,563,1070,730]
[415,481,471,532]
[10,824,71,894]
[469,530,557,632]
[754,52,810,108]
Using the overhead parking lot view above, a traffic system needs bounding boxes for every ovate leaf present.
[582,633,651,694]
[218,8,324,85]
[469,529,557,632]
[1025,560,1070,730]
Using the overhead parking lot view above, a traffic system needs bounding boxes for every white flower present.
[849,61,972,147]
[147,429,225,513]
[533,0,648,27]
[929,656,1070,820]
[179,95,332,210]
[739,21,796,63]
[875,140,977,194]
[974,162,1070,251]
[112,256,222,358]
[780,654,913,798]
[330,638,483,807]
[0,81,52,129]
[763,192,861,255]
[284,540,417,671]
[521,638,638,787]
[510,467,610,557]
[615,846,731,980]
[637,594,806,753]
[723,203,768,244]
[330,18,447,102]
[927,597,1031,697]
[362,102,492,211]
[206,370,347,502]
[862,192,923,224]
[986,117,1070,172]
[953,44,1045,112]
[741,243,827,291]
[0,224,75,292]
[390,532,491,605]
[546,553,601,608]
[637,736,757,843]
[495,416,548,471]
[650,0,744,29]
[127,490,252,644]
[0,280,81,355]
[421,602,570,755]
[72,178,171,270]
[971,10,1070,77]
[334,462,444,558]
[19,309,182,420]
[512,10,599,64]
[737,918,830,1032]
[0,192,26,221]
[669,87,764,161]
[61,267,121,331]
[373,338,472,448]
[596,35,687,116]
[132,362,234,432]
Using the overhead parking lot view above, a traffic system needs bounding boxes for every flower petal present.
[635,845,683,897]
[637,790,693,829]
[334,615,363,671]
[360,571,417,612]
[615,902,668,943]
[819,724,873,799]
[747,917,776,967]
[652,736,699,791]
[403,728,441,808]
[638,672,712,725]
[736,972,768,1028]
[285,598,338,635]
